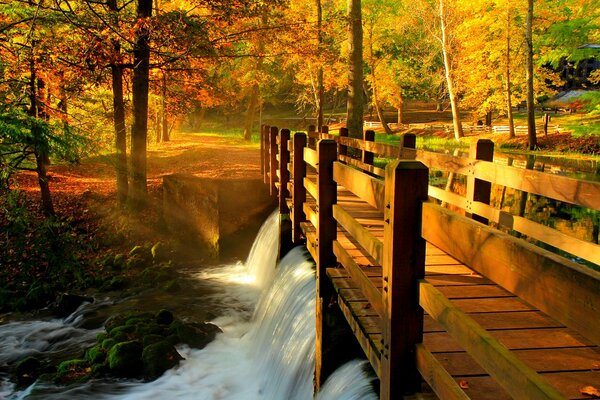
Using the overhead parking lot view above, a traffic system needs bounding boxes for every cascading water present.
[4,211,376,399]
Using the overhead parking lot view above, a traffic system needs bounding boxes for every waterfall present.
[5,211,376,399]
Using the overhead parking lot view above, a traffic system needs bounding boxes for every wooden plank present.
[428,186,468,209]
[303,202,318,230]
[465,139,494,224]
[337,135,399,158]
[336,289,383,377]
[435,285,513,299]
[269,126,278,196]
[292,133,307,244]
[419,280,566,399]
[424,311,563,332]
[422,202,600,346]
[333,240,384,317]
[304,147,318,168]
[333,204,383,265]
[473,159,600,211]
[279,129,291,213]
[304,177,318,200]
[333,162,385,211]
[434,347,600,377]
[415,344,469,400]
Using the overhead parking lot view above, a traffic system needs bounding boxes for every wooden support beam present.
[308,124,317,147]
[278,129,291,213]
[466,139,494,224]
[315,139,338,391]
[292,133,307,243]
[269,126,278,196]
[260,124,264,175]
[362,129,375,166]
[333,162,385,211]
[263,125,270,184]
[381,160,428,399]
[399,133,416,160]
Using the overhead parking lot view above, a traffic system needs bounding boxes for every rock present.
[53,294,94,318]
[163,280,181,293]
[169,321,222,349]
[15,356,41,387]
[101,338,117,351]
[107,341,143,378]
[151,242,169,262]
[142,334,164,347]
[142,341,183,379]
[155,309,174,325]
[85,345,105,364]
[55,359,90,384]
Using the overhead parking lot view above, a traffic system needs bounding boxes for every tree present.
[526,0,537,150]
[346,0,364,138]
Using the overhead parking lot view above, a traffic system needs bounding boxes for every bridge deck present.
[300,179,600,400]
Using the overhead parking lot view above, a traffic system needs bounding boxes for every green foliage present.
[0,191,91,311]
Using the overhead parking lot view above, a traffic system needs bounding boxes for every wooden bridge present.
[259,125,600,400]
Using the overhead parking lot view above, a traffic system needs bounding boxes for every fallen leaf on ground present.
[580,386,600,398]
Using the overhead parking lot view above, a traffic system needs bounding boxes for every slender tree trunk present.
[316,0,324,131]
[107,0,128,208]
[346,0,364,138]
[367,26,392,135]
[130,0,152,210]
[439,0,463,141]
[526,0,537,150]
[505,4,515,138]
[161,72,170,142]
[244,15,267,141]
[111,63,128,207]
[396,89,404,125]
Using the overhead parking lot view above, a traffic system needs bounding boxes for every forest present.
[0,0,599,396]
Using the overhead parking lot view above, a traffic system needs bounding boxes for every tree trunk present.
[111,63,128,207]
[316,0,324,132]
[525,0,536,150]
[346,0,364,138]
[439,0,463,141]
[396,89,404,125]
[505,4,516,138]
[130,0,152,210]
[243,83,260,141]
[161,72,170,142]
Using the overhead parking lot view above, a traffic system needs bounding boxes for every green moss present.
[107,341,143,377]
[85,345,105,364]
[101,338,117,350]
[141,341,183,379]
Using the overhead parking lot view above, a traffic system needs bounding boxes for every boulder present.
[15,356,42,387]
[53,294,94,318]
[155,309,174,325]
[169,321,222,349]
[142,341,183,379]
[107,341,143,377]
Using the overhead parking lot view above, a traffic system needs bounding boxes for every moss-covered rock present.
[55,359,90,384]
[142,334,164,347]
[101,338,117,351]
[85,345,106,364]
[155,309,174,325]
[169,321,222,349]
[15,356,42,387]
[141,341,183,379]
[107,341,143,378]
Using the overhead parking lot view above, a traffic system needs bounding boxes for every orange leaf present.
[459,380,469,389]
[580,386,600,398]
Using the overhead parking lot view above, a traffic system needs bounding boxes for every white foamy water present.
[5,211,376,399]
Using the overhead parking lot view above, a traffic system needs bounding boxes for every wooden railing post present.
[321,125,329,135]
[315,139,338,391]
[260,124,264,175]
[466,139,494,224]
[381,160,428,399]
[308,124,317,147]
[338,127,348,157]
[292,132,307,243]
[263,124,270,184]
[279,129,291,213]
[269,126,278,196]
[399,132,416,160]
[362,129,375,166]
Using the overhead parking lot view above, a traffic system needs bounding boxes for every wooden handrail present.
[333,162,385,211]
[304,147,318,169]
[333,204,383,265]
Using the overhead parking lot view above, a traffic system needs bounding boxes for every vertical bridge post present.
[381,160,428,399]
[278,129,291,213]
[292,133,307,243]
[260,124,264,176]
[338,127,348,157]
[263,124,270,184]
[362,129,375,166]
[466,139,494,224]
[315,139,338,391]
[269,126,278,196]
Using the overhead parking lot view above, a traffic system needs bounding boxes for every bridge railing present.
[261,124,600,400]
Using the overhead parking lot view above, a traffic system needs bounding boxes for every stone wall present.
[163,174,276,259]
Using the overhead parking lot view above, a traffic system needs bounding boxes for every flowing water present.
[1,211,377,399]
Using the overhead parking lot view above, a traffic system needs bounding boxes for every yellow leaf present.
[581,386,600,398]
